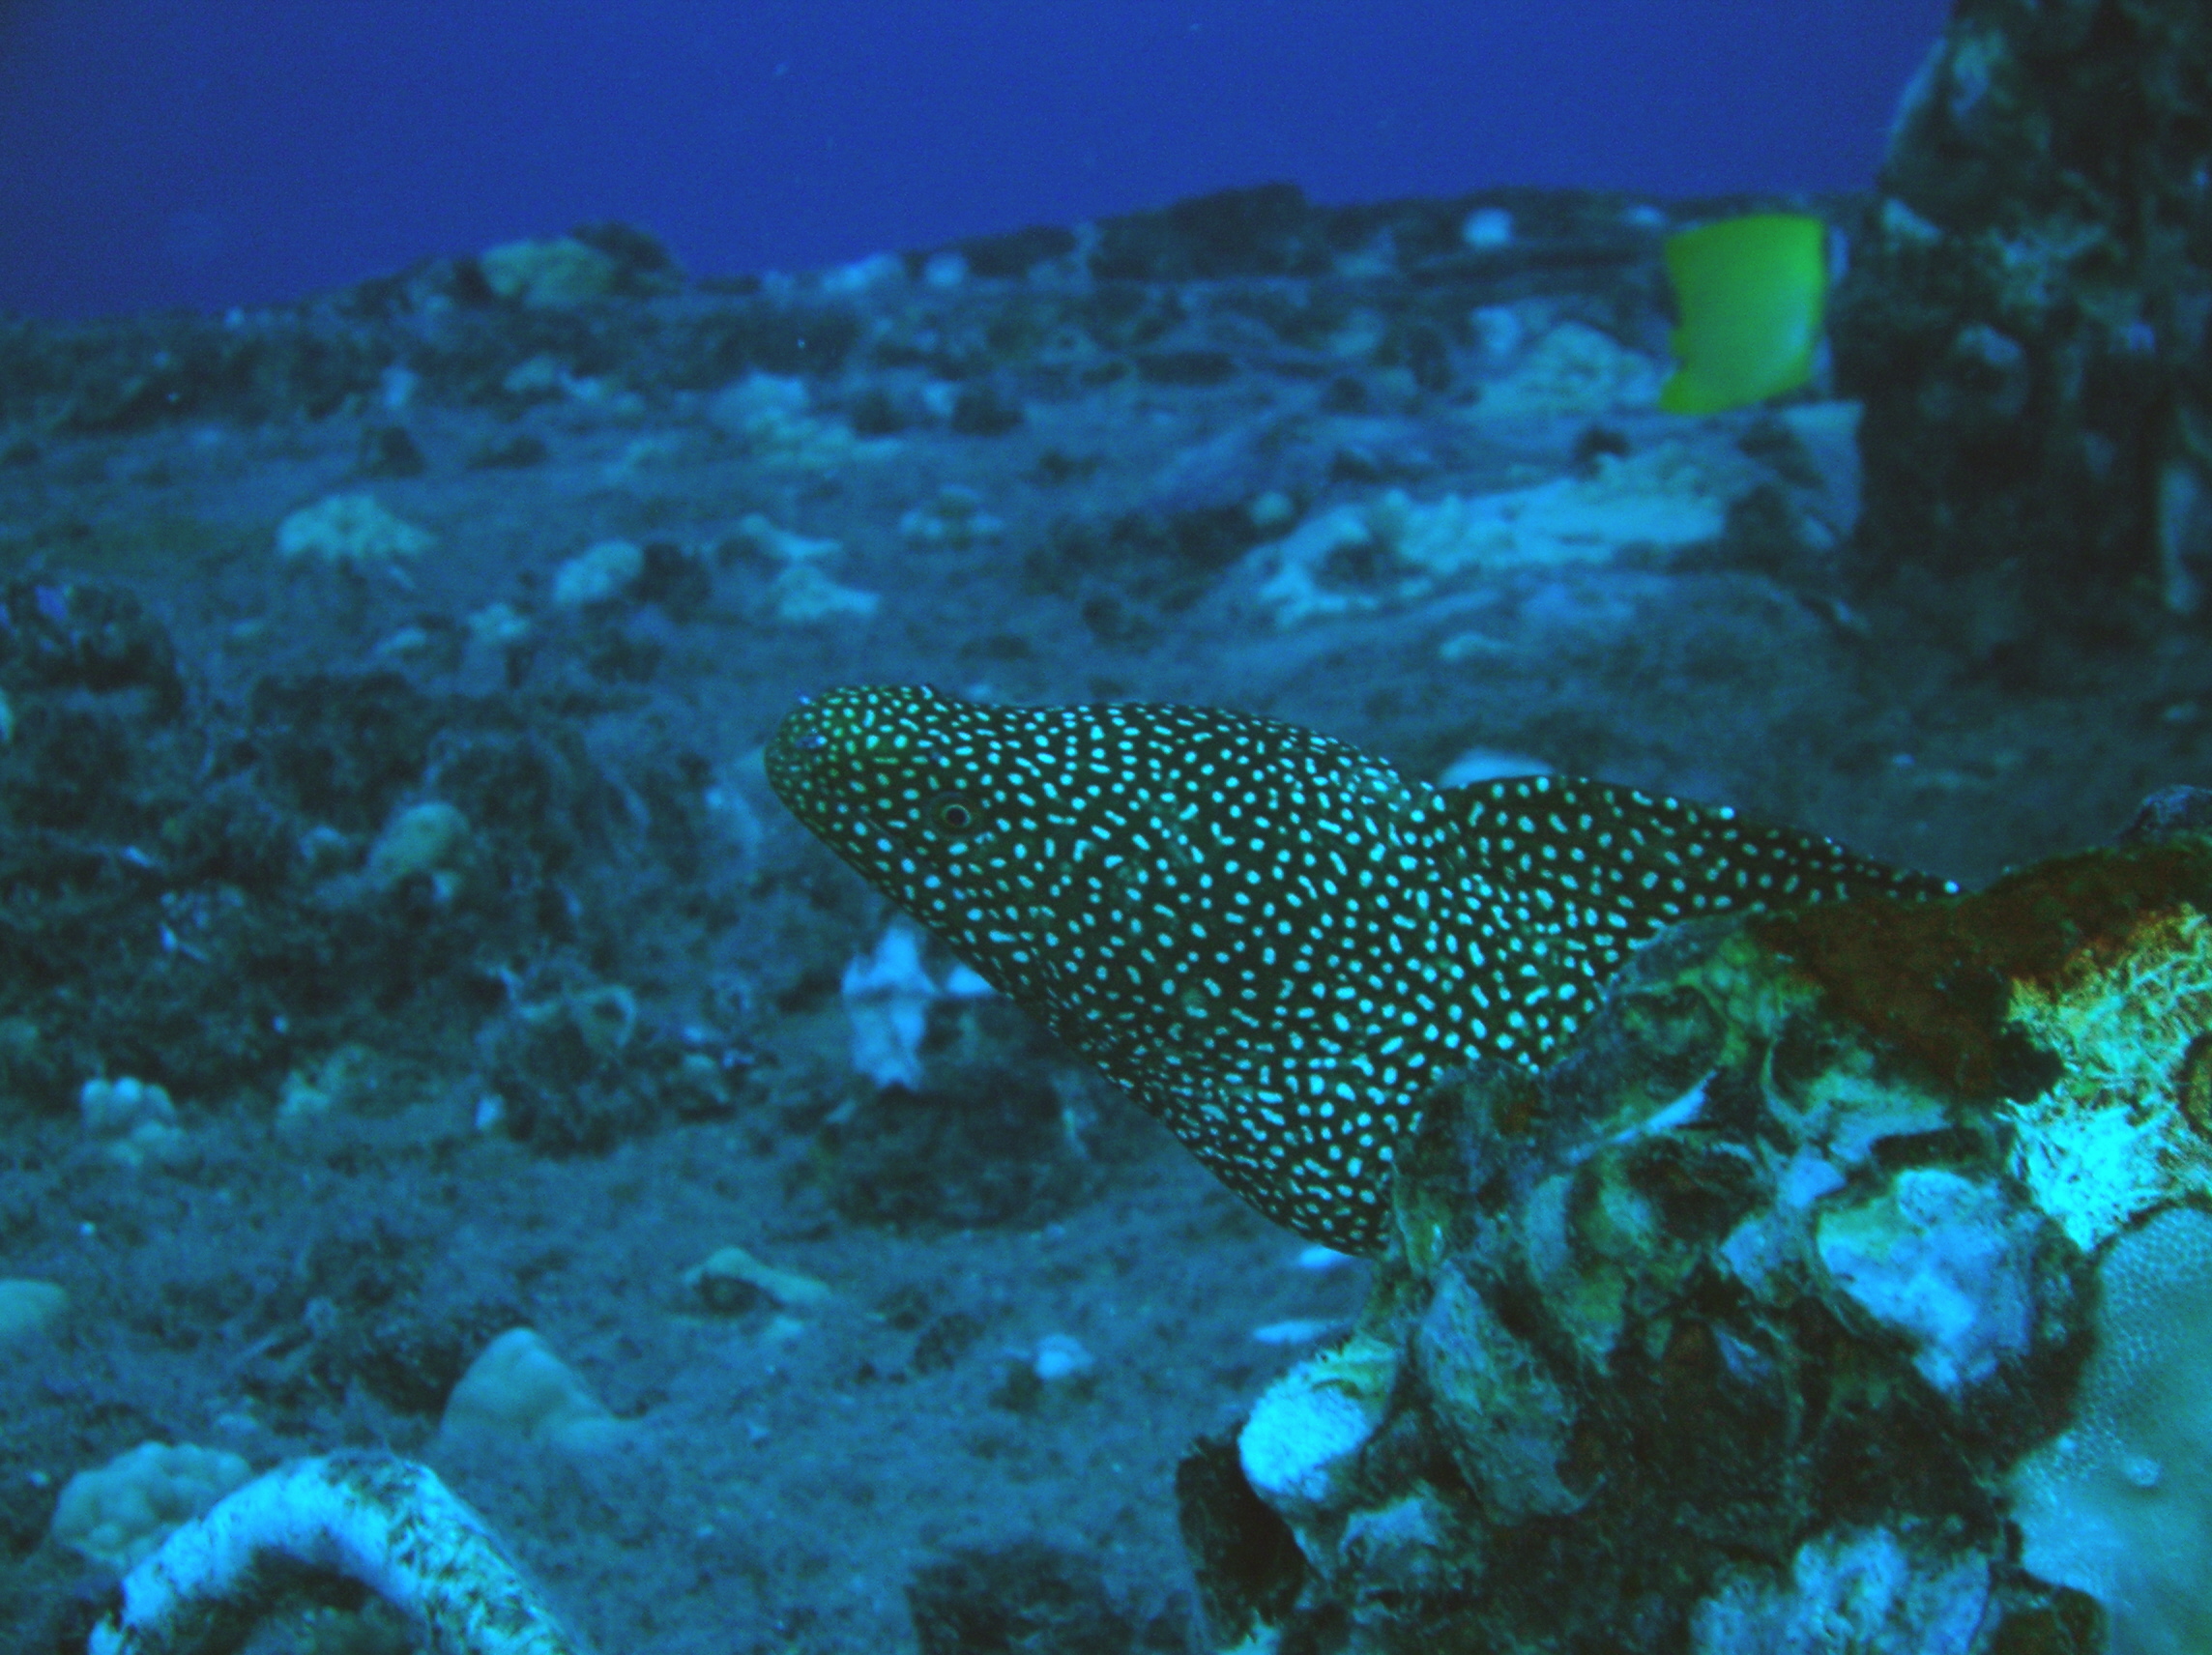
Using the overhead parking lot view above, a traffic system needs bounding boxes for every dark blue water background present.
[2,0,1947,318]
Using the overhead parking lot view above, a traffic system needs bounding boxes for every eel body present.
[768,685,1951,1255]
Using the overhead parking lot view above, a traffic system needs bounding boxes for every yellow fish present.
[1658,213,1827,416]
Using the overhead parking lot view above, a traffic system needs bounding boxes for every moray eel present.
[768,686,1952,1255]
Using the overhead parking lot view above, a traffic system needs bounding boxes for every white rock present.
[51,1442,252,1572]
[440,1329,630,1455]
[1691,1526,1989,1655]
[1816,1169,2036,1395]
[1238,1333,1396,1514]
[80,1077,189,1169]
[550,538,644,609]
[1033,1334,1094,1382]
[1252,1319,1338,1347]
[275,493,432,572]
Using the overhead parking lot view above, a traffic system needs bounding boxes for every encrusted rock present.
[1179,820,2212,1653]
[1833,0,2212,636]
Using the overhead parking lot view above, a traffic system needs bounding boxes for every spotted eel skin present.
[768,685,1954,1255]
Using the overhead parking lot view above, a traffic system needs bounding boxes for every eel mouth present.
[763,700,836,816]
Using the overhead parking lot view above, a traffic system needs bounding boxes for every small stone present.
[1033,1333,1094,1382]
[80,1077,189,1169]
[551,538,645,609]
[440,1328,630,1454]
[684,1246,832,1315]
[464,602,534,651]
[1251,1319,1337,1347]
[364,801,470,897]
[276,1045,381,1129]
[898,485,1004,548]
[275,493,432,572]
[480,236,620,308]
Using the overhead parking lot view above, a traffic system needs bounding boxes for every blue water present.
[1,0,1947,318]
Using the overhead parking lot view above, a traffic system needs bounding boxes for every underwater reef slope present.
[1183,800,2212,1655]
[7,139,2212,1643]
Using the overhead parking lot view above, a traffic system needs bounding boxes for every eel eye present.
[932,797,975,831]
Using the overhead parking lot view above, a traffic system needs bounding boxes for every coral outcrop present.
[1180,806,2212,1653]
[1833,0,2212,642]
